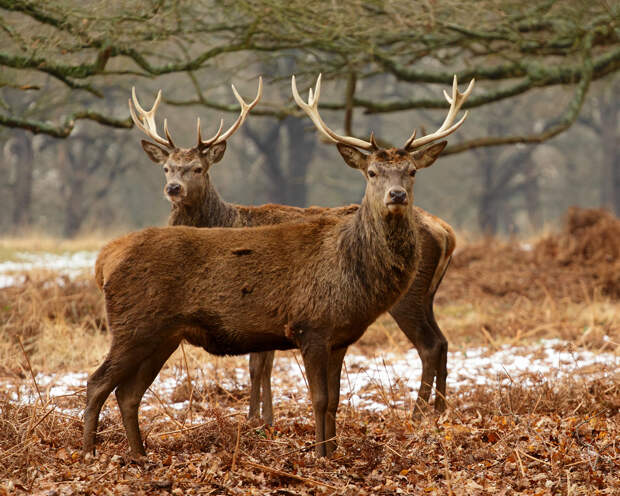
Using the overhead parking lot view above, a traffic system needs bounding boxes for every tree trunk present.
[58,140,88,238]
[284,116,315,207]
[477,150,499,234]
[8,130,34,230]
[599,95,619,215]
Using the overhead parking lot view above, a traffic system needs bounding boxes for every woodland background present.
[0,2,619,494]
[0,0,618,237]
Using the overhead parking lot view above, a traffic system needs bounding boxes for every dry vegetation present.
[0,208,618,495]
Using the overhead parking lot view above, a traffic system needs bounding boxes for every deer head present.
[129,78,262,205]
[292,74,474,218]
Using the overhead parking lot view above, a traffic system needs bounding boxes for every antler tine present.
[197,117,224,148]
[209,76,263,145]
[163,119,175,148]
[129,87,175,149]
[404,75,475,150]
[291,74,376,151]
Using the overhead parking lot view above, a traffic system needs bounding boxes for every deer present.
[129,75,472,426]
[84,74,473,459]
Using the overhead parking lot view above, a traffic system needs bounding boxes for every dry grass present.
[0,207,619,494]
[0,231,113,262]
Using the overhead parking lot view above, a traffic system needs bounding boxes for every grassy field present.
[0,208,618,495]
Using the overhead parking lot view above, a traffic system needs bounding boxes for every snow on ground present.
[0,251,97,288]
[3,340,616,420]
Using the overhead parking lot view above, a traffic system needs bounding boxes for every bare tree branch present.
[0,111,132,137]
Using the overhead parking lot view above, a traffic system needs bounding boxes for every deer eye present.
[194,167,203,174]
[368,170,377,178]
[409,169,417,177]
[163,167,169,173]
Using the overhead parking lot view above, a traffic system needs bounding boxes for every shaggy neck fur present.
[168,174,239,228]
[309,194,419,335]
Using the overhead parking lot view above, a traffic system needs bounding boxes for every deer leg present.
[325,347,346,457]
[114,336,180,458]
[83,339,145,456]
[300,341,329,457]
[427,256,451,413]
[248,352,263,421]
[426,301,448,412]
[390,293,441,419]
[260,350,275,425]
[84,358,118,456]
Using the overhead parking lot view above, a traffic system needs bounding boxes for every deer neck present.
[168,175,239,228]
[339,196,419,294]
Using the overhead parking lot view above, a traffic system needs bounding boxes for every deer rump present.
[97,221,411,359]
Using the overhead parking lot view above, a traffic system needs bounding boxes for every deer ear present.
[337,144,368,171]
[141,140,169,164]
[201,142,227,164]
[411,140,447,169]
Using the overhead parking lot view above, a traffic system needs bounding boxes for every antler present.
[404,75,475,151]
[129,88,176,149]
[198,76,263,147]
[130,77,263,150]
[291,74,377,151]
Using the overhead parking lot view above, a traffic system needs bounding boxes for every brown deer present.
[130,76,472,425]
[84,74,473,459]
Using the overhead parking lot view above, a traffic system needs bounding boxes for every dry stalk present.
[514,447,526,477]
[292,351,309,390]
[230,415,243,473]
[479,325,498,349]
[147,388,184,430]
[17,337,43,404]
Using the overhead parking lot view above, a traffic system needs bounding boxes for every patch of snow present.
[0,251,98,288]
[3,339,615,420]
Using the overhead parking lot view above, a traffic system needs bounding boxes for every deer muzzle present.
[164,182,185,201]
[385,187,408,213]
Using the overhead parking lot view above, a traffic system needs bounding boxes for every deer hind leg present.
[390,300,441,419]
[83,338,146,456]
[299,340,329,457]
[114,336,180,458]
[260,350,275,425]
[248,351,275,424]
[427,256,452,413]
[325,347,347,458]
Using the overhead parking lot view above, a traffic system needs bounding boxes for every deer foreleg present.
[300,340,329,457]
[325,347,346,457]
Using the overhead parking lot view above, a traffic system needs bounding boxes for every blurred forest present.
[0,0,618,237]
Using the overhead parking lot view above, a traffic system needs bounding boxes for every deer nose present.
[388,188,407,204]
[166,183,182,196]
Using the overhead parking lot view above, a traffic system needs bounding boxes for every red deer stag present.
[130,76,473,425]
[84,74,473,459]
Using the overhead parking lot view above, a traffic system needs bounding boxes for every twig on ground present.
[242,459,340,491]
[155,412,244,437]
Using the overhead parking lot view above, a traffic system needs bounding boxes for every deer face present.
[141,141,226,204]
[337,141,447,217]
